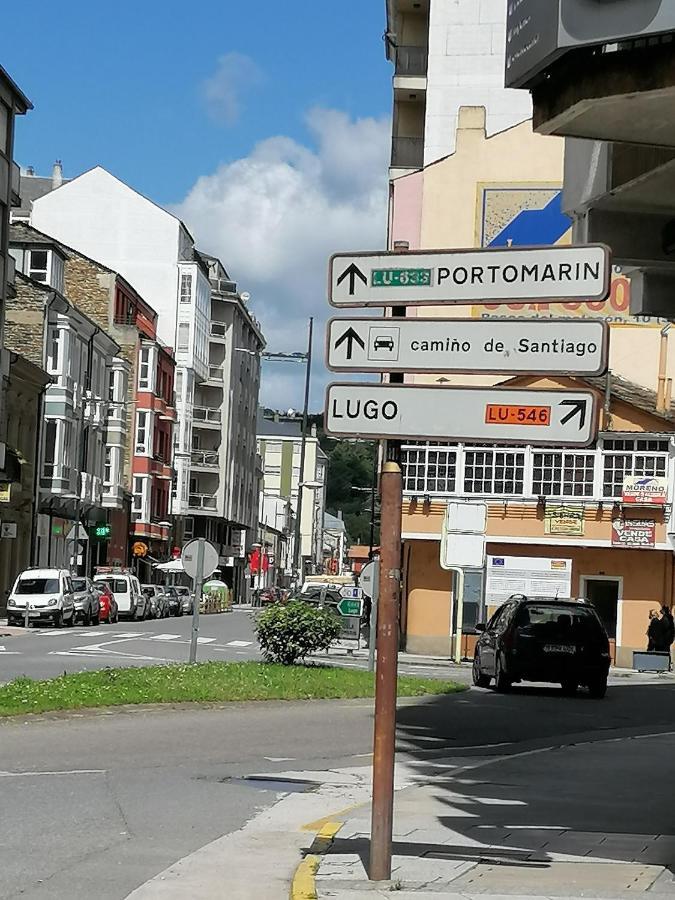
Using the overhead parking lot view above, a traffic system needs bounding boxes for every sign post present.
[181,539,219,663]
[359,558,380,673]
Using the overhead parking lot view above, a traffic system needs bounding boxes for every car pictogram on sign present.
[373,336,395,351]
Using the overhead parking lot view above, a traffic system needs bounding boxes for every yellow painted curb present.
[290,823,343,900]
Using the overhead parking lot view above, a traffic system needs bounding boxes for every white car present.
[7,568,76,628]
[94,572,147,621]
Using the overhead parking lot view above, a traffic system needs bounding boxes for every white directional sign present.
[325,384,599,447]
[328,245,611,308]
[340,585,364,599]
[326,317,608,376]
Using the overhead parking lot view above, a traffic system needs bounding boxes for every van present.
[94,572,147,620]
[7,568,76,628]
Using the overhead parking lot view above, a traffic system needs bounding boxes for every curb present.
[290,822,342,900]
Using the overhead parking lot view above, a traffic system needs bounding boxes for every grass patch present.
[0,661,466,717]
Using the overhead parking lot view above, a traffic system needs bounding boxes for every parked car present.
[163,586,183,617]
[142,585,170,619]
[93,572,147,621]
[7,568,76,628]
[174,586,193,615]
[93,582,118,624]
[472,595,610,698]
[71,576,101,626]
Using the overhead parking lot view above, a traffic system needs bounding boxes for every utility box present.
[633,651,671,673]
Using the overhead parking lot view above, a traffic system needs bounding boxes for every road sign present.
[339,616,361,642]
[359,559,379,599]
[328,245,610,308]
[340,585,363,599]
[182,539,219,581]
[326,317,608,376]
[325,383,598,447]
[441,501,488,571]
[66,524,89,542]
[337,597,364,617]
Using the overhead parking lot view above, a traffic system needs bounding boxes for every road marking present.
[197,637,216,644]
[264,757,297,762]
[150,634,181,641]
[0,645,20,654]
[0,768,106,778]
[226,640,253,647]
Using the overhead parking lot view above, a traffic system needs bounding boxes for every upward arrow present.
[336,262,368,296]
[559,399,588,430]
[335,326,366,360]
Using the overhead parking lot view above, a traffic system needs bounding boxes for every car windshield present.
[175,588,189,596]
[72,578,86,591]
[515,604,604,639]
[97,578,128,593]
[164,588,178,597]
[16,577,59,594]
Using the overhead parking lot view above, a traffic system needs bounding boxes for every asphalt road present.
[4,676,675,898]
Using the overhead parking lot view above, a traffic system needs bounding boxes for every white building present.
[385,0,531,174]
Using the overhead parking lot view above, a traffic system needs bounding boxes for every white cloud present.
[201,52,263,124]
[175,108,390,409]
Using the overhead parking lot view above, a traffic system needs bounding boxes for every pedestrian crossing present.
[29,628,255,647]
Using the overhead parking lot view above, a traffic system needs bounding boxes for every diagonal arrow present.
[559,399,587,430]
[336,262,368,296]
[334,326,366,360]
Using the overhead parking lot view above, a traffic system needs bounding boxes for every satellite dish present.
[240,291,251,302]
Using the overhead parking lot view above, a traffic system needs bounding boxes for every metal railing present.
[394,45,428,77]
[210,277,237,295]
[391,136,424,169]
[193,406,222,425]
[191,449,220,468]
[188,492,218,511]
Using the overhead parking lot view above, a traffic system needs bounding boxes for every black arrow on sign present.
[337,262,368,296]
[335,326,366,360]
[559,399,588,430]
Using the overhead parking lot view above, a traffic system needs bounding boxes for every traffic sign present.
[182,539,219,581]
[359,559,379,599]
[325,383,599,447]
[326,317,608,376]
[337,597,364,617]
[340,585,363,599]
[328,245,610,308]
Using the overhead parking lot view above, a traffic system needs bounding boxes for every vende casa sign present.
[612,519,656,549]
[622,476,668,506]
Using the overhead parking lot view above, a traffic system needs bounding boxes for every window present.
[180,272,192,303]
[464,449,525,495]
[403,444,457,494]
[135,411,150,454]
[43,420,57,478]
[138,347,150,390]
[47,328,60,375]
[28,249,49,283]
[532,451,595,498]
[602,438,669,498]
[51,254,64,293]
[177,323,190,351]
[104,447,112,485]
[0,101,9,156]
[132,476,144,519]
[184,517,194,539]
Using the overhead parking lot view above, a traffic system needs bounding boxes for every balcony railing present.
[394,45,428,78]
[402,439,671,502]
[210,277,237,295]
[189,492,218,511]
[193,406,222,425]
[391,136,424,169]
[191,449,220,468]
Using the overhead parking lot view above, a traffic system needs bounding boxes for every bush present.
[255,600,341,665]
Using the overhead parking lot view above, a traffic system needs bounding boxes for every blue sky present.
[5,0,393,410]
[7,0,390,205]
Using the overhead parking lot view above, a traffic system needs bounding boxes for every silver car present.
[71,576,101,626]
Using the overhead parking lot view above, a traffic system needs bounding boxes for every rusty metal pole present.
[369,456,402,881]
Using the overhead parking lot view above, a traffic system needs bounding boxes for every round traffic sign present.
[181,539,219,581]
[359,559,379,598]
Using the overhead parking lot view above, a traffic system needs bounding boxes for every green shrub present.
[255,600,341,665]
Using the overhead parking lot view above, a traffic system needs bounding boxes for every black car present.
[472,596,611,698]
[163,586,183,617]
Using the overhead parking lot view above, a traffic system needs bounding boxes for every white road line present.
[196,637,216,644]
[0,645,20,654]
[226,640,253,647]
[0,768,106,778]
[264,757,296,762]
[150,634,181,641]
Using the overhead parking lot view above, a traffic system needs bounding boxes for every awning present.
[154,559,185,573]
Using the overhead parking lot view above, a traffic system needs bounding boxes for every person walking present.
[660,606,675,668]
[647,609,662,651]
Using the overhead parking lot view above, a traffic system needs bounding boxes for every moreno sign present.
[326,317,608,376]
[329,245,610,308]
[325,383,599,447]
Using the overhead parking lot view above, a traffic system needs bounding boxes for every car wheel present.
[561,680,578,696]
[588,677,607,699]
[494,654,511,692]
[472,651,491,688]
[53,611,63,629]
[92,610,100,626]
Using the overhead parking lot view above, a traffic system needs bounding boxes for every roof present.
[14,174,66,219]
[0,65,32,113]
[324,512,346,533]
[257,409,303,437]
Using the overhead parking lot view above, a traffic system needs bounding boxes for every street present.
[3,677,675,898]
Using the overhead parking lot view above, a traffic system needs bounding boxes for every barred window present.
[403,445,456,494]
[464,449,525,495]
[532,452,595,498]
[602,438,668,497]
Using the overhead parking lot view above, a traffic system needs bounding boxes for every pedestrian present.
[647,609,662,651]
[660,606,675,664]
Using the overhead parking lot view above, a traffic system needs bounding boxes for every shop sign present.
[0,483,11,503]
[612,518,656,549]
[544,503,585,536]
[622,476,668,506]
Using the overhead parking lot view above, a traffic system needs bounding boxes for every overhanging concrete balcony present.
[193,406,222,429]
[188,492,218,512]
[391,136,424,170]
[190,449,220,470]
[394,45,428,79]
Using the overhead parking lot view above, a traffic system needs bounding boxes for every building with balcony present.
[384,0,530,175]
[257,411,327,578]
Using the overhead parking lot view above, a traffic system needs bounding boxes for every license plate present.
[28,611,42,618]
[544,644,575,654]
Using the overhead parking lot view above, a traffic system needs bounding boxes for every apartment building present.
[257,411,327,578]
[31,167,264,597]
[385,0,530,174]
